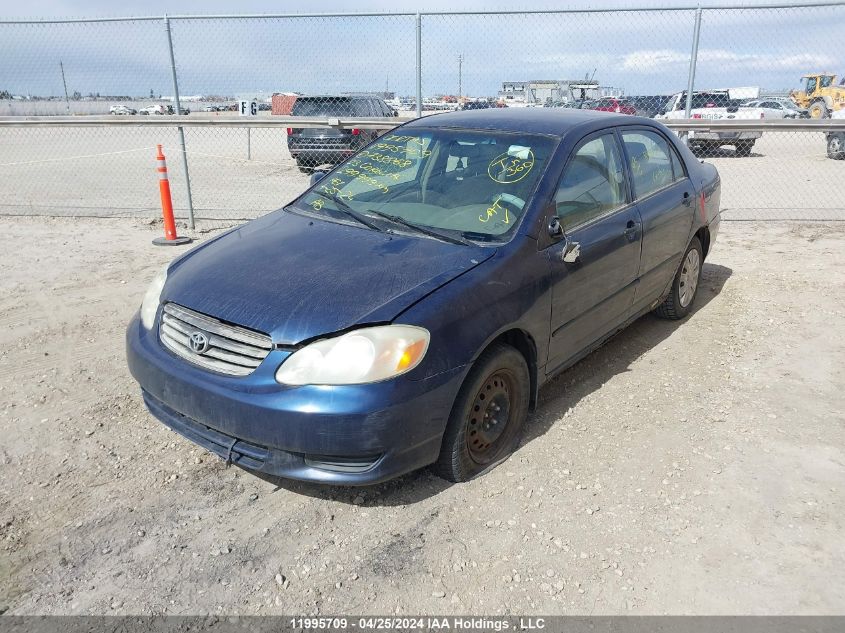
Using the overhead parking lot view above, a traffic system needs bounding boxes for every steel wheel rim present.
[832,137,843,153]
[678,249,701,308]
[466,370,514,464]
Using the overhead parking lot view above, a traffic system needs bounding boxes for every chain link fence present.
[0,4,844,229]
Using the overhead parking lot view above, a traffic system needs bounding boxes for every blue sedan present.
[127,109,721,485]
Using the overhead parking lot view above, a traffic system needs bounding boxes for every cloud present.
[622,48,837,74]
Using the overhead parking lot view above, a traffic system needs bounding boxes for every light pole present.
[458,54,464,100]
[59,61,70,113]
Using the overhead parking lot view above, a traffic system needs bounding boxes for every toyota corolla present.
[127,109,721,485]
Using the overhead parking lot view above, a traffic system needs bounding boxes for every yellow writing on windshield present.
[358,150,413,169]
[383,134,427,147]
[341,166,390,194]
[478,196,510,224]
[319,177,354,201]
[488,150,535,184]
[374,142,432,158]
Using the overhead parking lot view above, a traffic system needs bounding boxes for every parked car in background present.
[741,99,809,119]
[827,108,845,159]
[660,90,785,156]
[459,100,492,110]
[287,95,397,171]
[127,108,721,485]
[201,105,218,112]
[139,104,166,115]
[627,96,672,118]
[591,97,637,115]
[109,104,137,115]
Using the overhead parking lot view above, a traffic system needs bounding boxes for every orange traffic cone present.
[152,144,191,246]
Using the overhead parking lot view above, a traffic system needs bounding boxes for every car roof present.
[403,108,645,137]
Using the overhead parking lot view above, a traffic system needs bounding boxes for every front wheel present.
[433,343,530,482]
[654,237,703,320]
[809,101,829,119]
[827,133,845,160]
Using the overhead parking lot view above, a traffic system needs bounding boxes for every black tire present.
[827,133,845,160]
[296,158,311,174]
[734,140,754,157]
[433,343,530,482]
[698,141,718,158]
[654,237,703,320]
[809,101,829,119]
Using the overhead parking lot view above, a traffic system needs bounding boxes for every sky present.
[1,1,841,99]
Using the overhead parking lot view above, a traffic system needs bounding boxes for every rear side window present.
[621,130,676,198]
[555,133,627,230]
[352,100,372,117]
[292,98,353,117]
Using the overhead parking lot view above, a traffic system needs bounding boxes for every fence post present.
[164,14,195,230]
[684,6,703,122]
[415,13,422,119]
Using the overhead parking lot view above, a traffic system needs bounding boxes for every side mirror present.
[547,215,564,239]
[310,170,328,186]
[393,110,399,117]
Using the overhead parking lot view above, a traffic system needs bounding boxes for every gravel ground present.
[1,216,844,615]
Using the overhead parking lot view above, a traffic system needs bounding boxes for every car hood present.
[162,210,495,344]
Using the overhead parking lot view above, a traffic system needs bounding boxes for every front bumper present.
[126,313,466,485]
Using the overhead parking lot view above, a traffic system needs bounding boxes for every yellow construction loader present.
[790,73,845,118]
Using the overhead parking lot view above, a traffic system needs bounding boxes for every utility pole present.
[458,54,464,100]
[59,61,70,113]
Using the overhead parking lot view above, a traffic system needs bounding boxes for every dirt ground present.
[1,216,844,616]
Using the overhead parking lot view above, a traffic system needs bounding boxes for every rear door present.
[544,130,643,374]
[620,128,694,313]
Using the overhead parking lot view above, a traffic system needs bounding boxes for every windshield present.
[293,128,556,241]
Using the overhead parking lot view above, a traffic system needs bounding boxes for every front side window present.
[554,133,627,231]
[294,129,556,240]
[622,130,677,198]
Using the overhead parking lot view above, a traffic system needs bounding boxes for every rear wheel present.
[433,343,530,482]
[734,140,754,157]
[809,101,829,119]
[654,237,703,320]
[827,133,845,160]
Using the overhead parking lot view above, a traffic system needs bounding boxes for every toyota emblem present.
[189,330,210,354]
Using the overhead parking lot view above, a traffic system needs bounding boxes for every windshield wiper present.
[313,191,382,232]
[366,210,472,246]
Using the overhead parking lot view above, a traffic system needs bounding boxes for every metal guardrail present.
[1,116,844,132]
[0,116,412,129]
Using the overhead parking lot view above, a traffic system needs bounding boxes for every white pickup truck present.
[659,90,784,156]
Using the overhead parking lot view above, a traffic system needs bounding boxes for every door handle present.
[682,191,692,206]
[623,220,640,241]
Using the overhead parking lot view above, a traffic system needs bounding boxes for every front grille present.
[158,303,273,377]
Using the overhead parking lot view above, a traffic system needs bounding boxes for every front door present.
[545,130,643,375]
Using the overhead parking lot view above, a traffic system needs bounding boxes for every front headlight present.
[275,325,430,386]
[139,267,168,329]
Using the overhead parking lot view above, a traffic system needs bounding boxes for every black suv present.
[287,95,397,171]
